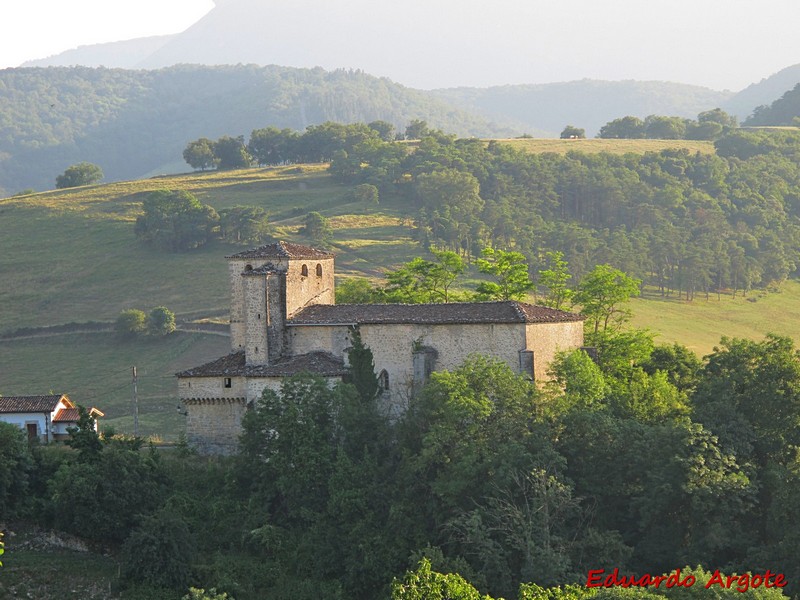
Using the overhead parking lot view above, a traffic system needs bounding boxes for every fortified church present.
[178,241,585,453]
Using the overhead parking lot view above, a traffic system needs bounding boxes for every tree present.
[475,247,534,301]
[213,135,251,169]
[392,559,488,600]
[121,508,195,591]
[353,183,379,212]
[560,125,585,139]
[385,250,465,303]
[219,205,270,244]
[405,119,430,140]
[0,422,32,520]
[55,162,103,188]
[247,127,298,166]
[573,264,641,334]
[134,189,219,251]
[537,251,572,309]
[368,120,396,142]
[148,306,176,336]
[336,277,383,304]
[643,115,686,139]
[116,308,147,338]
[415,169,483,221]
[183,138,217,171]
[65,405,102,460]
[597,116,646,139]
[302,211,333,245]
[347,326,380,403]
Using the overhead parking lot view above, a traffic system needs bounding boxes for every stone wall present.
[285,258,335,318]
[184,398,248,455]
[178,375,247,399]
[525,321,585,380]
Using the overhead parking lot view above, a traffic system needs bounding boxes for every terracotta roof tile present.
[227,241,334,260]
[0,394,71,413]
[288,301,584,326]
[53,408,80,423]
[176,351,346,378]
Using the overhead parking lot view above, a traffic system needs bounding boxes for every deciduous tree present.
[55,162,103,188]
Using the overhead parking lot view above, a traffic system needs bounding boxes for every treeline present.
[0,65,503,194]
[4,327,800,599]
[595,108,737,140]
[182,118,800,299]
[319,123,800,300]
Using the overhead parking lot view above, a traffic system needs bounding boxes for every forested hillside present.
[434,80,732,137]
[745,82,800,126]
[0,65,509,195]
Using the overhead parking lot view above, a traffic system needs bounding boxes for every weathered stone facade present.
[178,241,585,453]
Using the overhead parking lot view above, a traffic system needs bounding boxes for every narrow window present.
[224,377,232,388]
[379,369,390,391]
[316,263,323,277]
[301,264,309,277]
[244,264,253,272]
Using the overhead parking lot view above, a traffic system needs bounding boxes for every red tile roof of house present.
[53,408,80,423]
[0,394,72,414]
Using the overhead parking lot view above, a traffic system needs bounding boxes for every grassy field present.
[0,331,230,439]
[630,280,800,357]
[0,165,419,331]
[497,138,716,155]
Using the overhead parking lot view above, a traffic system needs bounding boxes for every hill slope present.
[723,63,800,119]
[433,80,732,137]
[0,65,510,195]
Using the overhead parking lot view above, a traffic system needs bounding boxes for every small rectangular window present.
[224,377,232,388]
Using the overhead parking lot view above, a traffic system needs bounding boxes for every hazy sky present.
[1,0,799,91]
[0,0,215,67]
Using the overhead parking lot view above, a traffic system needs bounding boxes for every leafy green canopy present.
[134,189,219,252]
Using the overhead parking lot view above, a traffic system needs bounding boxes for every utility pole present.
[132,366,139,437]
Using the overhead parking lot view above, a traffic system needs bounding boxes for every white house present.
[0,394,104,443]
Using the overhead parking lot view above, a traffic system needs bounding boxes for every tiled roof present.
[177,351,346,378]
[288,301,585,326]
[53,408,80,423]
[176,351,246,377]
[243,263,282,276]
[0,394,70,414]
[227,241,334,260]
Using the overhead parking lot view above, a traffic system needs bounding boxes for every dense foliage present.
[0,65,503,194]
[320,126,800,300]
[8,326,800,599]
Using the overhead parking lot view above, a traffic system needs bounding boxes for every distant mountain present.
[22,35,176,69]
[0,65,511,196]
[723,63,800,120]
[744,83,800,126]
[433,80,733,137]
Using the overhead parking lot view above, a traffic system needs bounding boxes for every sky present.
[0,0,215,68]
[0,0,799,91]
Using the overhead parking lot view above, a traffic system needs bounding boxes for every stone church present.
[177,241,585,453]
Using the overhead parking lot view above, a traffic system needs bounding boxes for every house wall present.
[525,321,585,380]
[0,413,48,441]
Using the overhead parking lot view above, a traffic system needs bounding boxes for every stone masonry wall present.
[184,398,247,455]
[178,376,247,399]
[285,258,335,318]
[525,321,584,380]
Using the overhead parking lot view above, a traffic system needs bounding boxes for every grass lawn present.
[630,280,800,357]
[497,138,715,156]
[0,331,230,439]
